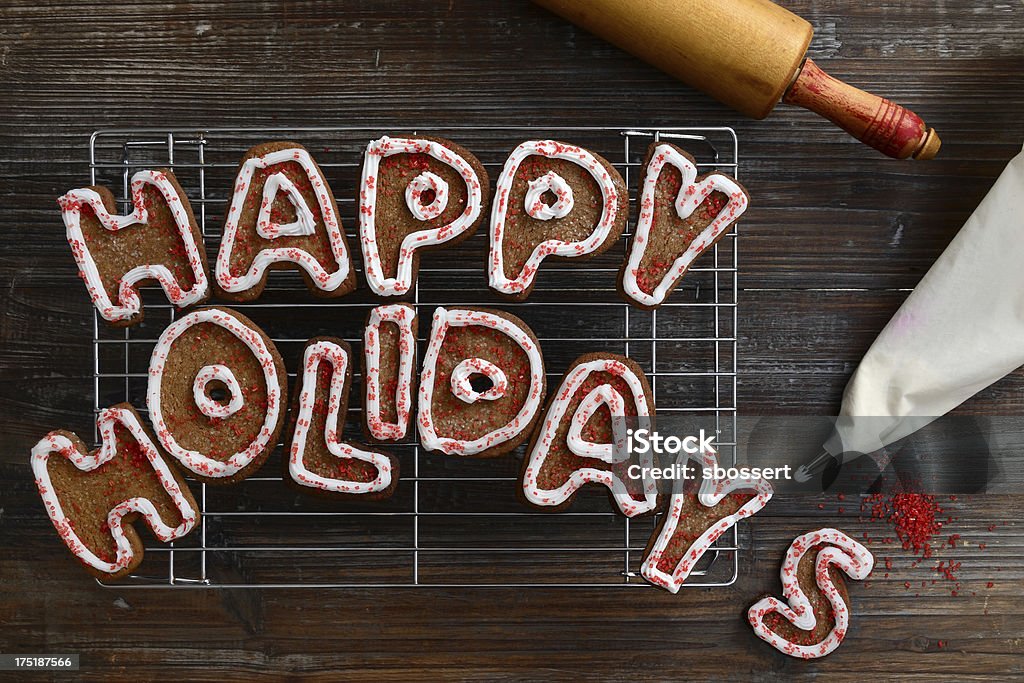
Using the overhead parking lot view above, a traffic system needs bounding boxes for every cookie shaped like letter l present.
[748,528,874,659]
[58,169,209,326]
[31,405,199,579]
[216,142,356,301]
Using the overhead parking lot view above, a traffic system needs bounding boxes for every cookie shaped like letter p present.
[31,405,199,579]
[58,169,209,326]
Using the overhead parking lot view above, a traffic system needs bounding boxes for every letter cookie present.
[619,142,748,309]
[286,338,399,499]
[216,141,356,300]
[359,136,488,296]
[363,304,418,442]
[489,140,627,300]
[418,307,545,457]
[147,306,287,483]
[58,169,209,326]
[641,449,773,593]
[30,404,199,579]
[519,353,658,517]
[748,528,874,659]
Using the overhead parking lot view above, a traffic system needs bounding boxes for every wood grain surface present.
[2,1,1023,680]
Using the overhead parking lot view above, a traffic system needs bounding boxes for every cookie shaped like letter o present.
[30,404,199,579]
[418,307,546,458]
[215,141,356,301]
[519,353,659,517]
[57,169,209,327]
[285,337,400,500]
[147,306,287,484]
[488,140,628,301]
[619,142,748,310]
[747,528,874,659]
[358,136,488,297]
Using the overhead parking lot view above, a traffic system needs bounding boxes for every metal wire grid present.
[88,126,740,588]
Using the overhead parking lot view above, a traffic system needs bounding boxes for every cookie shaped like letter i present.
[147,306,288,484]
[619,142,748,309]
[359,136,488,296]
[31,405,199,579]
[58,168,209,326]
[489,140,628,300]
[216,142,356,301]
[748,528,874,659]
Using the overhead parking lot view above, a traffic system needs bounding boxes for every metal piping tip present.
[795,449,839,483]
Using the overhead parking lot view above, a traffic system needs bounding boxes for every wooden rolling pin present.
[534,0,941,160]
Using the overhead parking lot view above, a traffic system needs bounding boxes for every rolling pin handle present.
[783,58,941,160]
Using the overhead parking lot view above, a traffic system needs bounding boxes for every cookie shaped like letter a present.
[58,169,209,326]
[418,307,546,457]
[519,353,659,517]
[359,136,488,296]
[363,304,418,442]
[31,404,199,579]
[489,140,628,300]
[748,528,874,659]
[147,306,287,484]
[641,449,773,593]
[286,338,399,500]
[216,141,356,301]
[620,143,748,309]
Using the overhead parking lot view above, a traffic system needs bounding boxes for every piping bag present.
[798,145,1024,481]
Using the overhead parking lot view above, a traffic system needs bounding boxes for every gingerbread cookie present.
[215,141,356,301]
[748,528,874,659]
[30,404,199,579]
[619,142,748,309]
[358,136,488,296]
[641,449,773,593]
[519,353,659,517]
[286,338,399,499]
[146,306,287,484]
[488,140,628,300]
[363,304,418,442]
[58,169,209,326]
[418,307,545,457]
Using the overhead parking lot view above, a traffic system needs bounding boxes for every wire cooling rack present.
[87,126,740,588]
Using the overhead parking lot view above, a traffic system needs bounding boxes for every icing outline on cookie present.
[623,143,748,307]
[363,304,417,441]
[30,406,198,576]
[359,136,484,296]
[58,170,208,324]
[216,147,351,295]
[747,528,874,659]
[418,307,544,456]
[489,140,621,295]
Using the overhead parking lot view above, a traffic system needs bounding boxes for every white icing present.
[489,140,621,295]
[192,364,243,419]
[450,358,508,404]
[564,384,625,463]
[147,308,282,479]
[216,147,351,294]
[418,307,544,456]
[58,170,208,324]
[359,136,484,296]
[404,170,450,221]
[256,172,317,238]
[289,340,394,494]
[524,170,574,220]
[747,528,874,659]
[641,449,773,593]
[363,304,417,441]
[520,357,658,517]
[30,406,198,575]
[623,143,749,307]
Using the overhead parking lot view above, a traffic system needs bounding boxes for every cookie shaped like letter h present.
[58,169,209,326]
[31,405,199,579]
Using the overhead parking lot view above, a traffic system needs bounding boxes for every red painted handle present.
[783,59,941,160]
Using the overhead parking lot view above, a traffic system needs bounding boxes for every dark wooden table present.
[2,1,1023,680]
